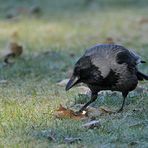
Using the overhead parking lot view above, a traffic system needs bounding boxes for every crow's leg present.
[77,92,98,114]
[117,91,128,113]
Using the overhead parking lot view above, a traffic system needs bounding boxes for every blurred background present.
[0,0,148,54]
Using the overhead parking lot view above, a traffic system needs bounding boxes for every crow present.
[66,44,148,113]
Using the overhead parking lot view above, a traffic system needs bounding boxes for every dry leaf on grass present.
[71,104,114,119]
[4,42,23,64]
[54,105,86,120]
[55,104,114,120]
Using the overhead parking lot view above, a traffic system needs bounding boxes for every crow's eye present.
[74,67,80,75]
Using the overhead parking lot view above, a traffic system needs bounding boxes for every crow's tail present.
[137,71,148,81]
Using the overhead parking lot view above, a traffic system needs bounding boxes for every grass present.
[0,0,148,147]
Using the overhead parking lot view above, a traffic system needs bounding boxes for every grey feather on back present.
[84,44,129,78]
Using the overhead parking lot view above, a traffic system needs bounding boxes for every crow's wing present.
[84,44,128,78]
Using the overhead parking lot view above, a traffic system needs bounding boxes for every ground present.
[0,0,148,147]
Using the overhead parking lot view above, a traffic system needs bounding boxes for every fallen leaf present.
[71,104,114,118]
[4,42,23,64]
[64,137,81,144]
[54,105,86,120]
[82,120,101,129]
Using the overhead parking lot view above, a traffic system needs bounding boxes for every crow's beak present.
[65,76,79,91]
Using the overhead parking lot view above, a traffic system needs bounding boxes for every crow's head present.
[65,65,82,91]
[65,56,93,91]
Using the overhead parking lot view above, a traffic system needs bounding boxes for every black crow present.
[66,44,148,113]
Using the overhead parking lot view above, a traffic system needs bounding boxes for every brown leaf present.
[4,42,23,64]
[9,42,23,56]
[54,105,86,120]
[71,104,114,118]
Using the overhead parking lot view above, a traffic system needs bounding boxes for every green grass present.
[0,0,148,147]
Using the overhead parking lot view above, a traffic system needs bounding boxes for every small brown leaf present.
[10,42,23,56]
[4,42,23,64]
[54,105,86,120]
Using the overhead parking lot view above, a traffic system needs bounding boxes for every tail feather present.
[137,71,148,81]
